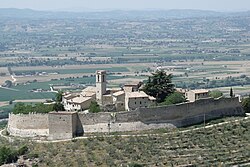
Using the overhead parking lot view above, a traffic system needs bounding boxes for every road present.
[0,119,8,123]
[11,75,17,82]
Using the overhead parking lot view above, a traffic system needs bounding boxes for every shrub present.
[209,90,223,98]
[242,96,250,113]
[162,92,186,105]
[89,101,101,113]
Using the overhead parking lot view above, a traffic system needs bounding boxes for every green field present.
[0,75,124,101]
[0,88,55,102]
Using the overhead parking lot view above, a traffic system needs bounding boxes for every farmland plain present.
[1,10,250,107]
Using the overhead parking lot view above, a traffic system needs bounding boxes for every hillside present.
[0,116,249,166]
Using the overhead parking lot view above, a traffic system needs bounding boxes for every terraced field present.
[1,117,248,166]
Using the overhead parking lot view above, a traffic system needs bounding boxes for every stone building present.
[62,70,155,112]
[185,89,209,102]
[125,91,156,111]
[63,96,94,111]
[96,70,107,105]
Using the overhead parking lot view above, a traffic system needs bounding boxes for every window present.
[140,101,142,104]
[135,102,137,105]
[102,75,105,82]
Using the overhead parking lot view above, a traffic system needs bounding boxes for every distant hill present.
[0,8,250,19]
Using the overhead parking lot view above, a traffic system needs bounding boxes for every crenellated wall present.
[7,97,245,140]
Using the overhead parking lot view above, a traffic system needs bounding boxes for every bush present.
[12,103,54,114]
[53,103,65,112]
[209,90,223,98]
[242,96,250,113]
[162,92,186,105]
[128,163,144,167]
[0,121,7,129]
[89,101,101,113]
[0,145,28,165]
[17,145,29,155]
[28,153,39,159]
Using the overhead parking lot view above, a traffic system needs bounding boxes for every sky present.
[0,0,250,12]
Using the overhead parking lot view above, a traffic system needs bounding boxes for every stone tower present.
[96,70,107,105]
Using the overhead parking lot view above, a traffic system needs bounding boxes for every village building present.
[125,91,156,111]
[185,89,209,102]
[62,70,156,112]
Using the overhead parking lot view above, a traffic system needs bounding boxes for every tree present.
[53,103,65,112]
[0,145,28,165]
[242,96,250,113]
[163,92,186,105]
[3,80,12,88]
[53,91,65,111]
[230,87,234,97]
[0,147,17,165]
[12,103,54,114]
[209,90,223,98]
[143,70,175,103]
[55,91,63,102]
[89,101,101,113]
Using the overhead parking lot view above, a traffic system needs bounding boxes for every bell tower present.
[96,70,107,105]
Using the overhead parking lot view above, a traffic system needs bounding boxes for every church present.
[62,70,156,112]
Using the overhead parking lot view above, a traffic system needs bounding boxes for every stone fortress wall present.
[77,97,244,134]
[7,113,49,137]
[7,97,245,140]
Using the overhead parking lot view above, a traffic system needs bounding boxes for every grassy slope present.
[0,117,248,166]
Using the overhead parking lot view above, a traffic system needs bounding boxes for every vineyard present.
[0,117,248,166]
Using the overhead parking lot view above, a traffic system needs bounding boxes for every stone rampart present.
[79,97,245,133]
[7,97,245,139]
[78,112,112,125]
[136,97,244,127]
[48,112,80,140]
[7,113,49,137]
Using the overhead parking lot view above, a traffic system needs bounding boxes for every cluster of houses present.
[62,70,210,112]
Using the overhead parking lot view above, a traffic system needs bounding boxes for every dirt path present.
[0,101,9,108]
[14,99,50,103]
[11,75,17,82]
